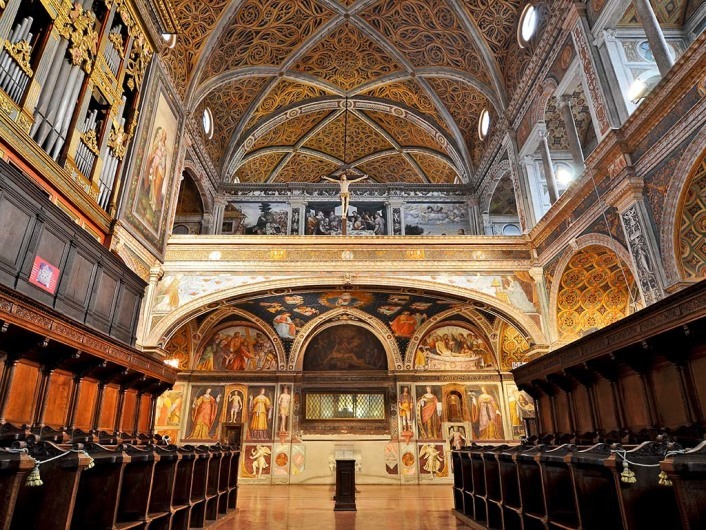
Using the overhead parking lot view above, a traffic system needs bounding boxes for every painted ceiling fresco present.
[161,0,535,185]
[162,286,537,373]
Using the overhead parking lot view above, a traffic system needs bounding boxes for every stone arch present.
[661,126,706,283]
[146,276,547,356]
[480,159,512,214]
[288,307,402,371]
[530,77,559,126]
[548,235,641,343]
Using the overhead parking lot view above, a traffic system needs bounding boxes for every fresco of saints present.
[227,390,243,423]
[470,386,504,440]
[278,386,291,433]
[390,311,418,337]
[188,388,220,440]
[273,312,297,339]
[417,386,442,439]
[196,346,215,371]
[449,426,467,450]
[249,388,272,440]
[398,386,413,432]
[146,127,168,210]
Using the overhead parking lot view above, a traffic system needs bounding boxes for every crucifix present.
[322,172,367,234]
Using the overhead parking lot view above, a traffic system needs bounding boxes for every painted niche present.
[413,323,497,370]
[195,325,277,371]
[303,324,388,371]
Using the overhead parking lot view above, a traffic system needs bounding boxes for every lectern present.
[334,459,357,511]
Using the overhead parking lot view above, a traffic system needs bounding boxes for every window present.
[202,107,213,139]
[304,392,386,420]
[518,4,537,47]
[162,33,177,49]
[478,108,490,140]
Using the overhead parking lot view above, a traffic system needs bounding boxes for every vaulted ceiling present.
[161,0,534,186]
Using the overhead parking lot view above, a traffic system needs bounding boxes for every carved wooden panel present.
[75,380,98,431]
[3,362,38,424]
[43,371,73,429]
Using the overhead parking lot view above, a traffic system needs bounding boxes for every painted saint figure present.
[322,172,367,218]
[470,386,504,440]
[417,386,442,439]
[227,390,243,423]
[390,311,418,338]
[188,388,220,440]
[398,386,413,432]
[419,444,444,476]
[273,312,297,339]
[278,386,291,433]
[249,388,272,440]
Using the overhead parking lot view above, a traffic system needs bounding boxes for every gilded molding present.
[3,40,33,77]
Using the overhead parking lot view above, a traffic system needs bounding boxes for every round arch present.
[289,307,402,371]
[548,234,640,343]
[187,306,287,371]
[145,276,548,356]
[660,125,706,284]
[403,306,497,369]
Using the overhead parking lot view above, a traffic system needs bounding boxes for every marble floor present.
[212,484,467,529]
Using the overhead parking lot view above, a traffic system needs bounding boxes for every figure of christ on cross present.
[321,172,368,220]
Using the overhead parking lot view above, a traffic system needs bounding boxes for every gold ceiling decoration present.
[358,153,426,184]
[291,23,403,91]
[360,79,452,135]
[360,0,490,84]
[410,152,459,184]
[302,111,393,162]
[248,109,332,153]
[234,152,287,183]
[244,79,334,132]
[271,153,339,183]
[160,0,534,183]
[425,76,492,163]
[199,0,334,82]
[363,110,448,154]
[196,76,271,168]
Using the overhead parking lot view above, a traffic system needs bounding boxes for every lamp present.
[556,165,574,186]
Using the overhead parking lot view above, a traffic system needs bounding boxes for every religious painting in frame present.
[414,323,497,371]
[183,385,224,443]
[418,443,448,478]
[122,64,183,257]
[466,384,505,441]
[245,385,276,442]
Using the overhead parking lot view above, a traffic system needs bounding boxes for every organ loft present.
[0,0,705,528]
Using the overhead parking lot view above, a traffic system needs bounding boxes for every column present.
[507,135,536,229]
[567,4,619,139]
[559,95,585,174]
[136,265,163,347]
[289,199,306,235]
[633,0,674,77]
[529,266,554,343]
[211,196,227,235]
[467,196,483,235]
[538,131,559,204]
[611,177,666,305]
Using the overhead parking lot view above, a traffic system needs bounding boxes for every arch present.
[191,306,287,371]
[660,125,706,284]
[404,306,496,369]
[146,276,548,356]
[181,162,214,214]
[530,77,559,126]
[288,307,402,371]
[548,235,641,343]
[480,159,512,214]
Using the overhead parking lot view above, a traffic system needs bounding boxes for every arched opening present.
[555,245,640,342]
[678,149,706,279]
[172,170,205,235]
[486,173,521,235]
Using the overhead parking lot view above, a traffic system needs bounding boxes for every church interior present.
[0,0,705,528]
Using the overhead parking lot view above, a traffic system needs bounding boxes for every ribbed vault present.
[161,0,533,186]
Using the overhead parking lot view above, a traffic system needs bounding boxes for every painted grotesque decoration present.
[414,324,497,370]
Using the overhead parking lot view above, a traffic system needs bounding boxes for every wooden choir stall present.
[452,280,706,530]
